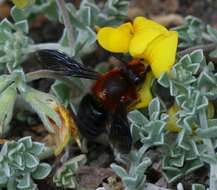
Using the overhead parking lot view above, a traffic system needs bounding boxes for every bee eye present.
[133,76,142,84]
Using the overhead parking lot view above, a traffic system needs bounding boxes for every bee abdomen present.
[77,94,109,138]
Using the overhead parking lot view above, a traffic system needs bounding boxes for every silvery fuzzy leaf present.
[192,184,205,190]
[17,173,31,189]
[200,154,217,165]
[187,63,200,74]
[163,168,183,183]
[184,159,204,175]
[0,83,17,136]
[158,73,170,88]
[140,120,165,146]
[179,54,192,66]
[32,163,51,180]
[25,153,39,169]
[66,4,86,30]
[110,163,128,178]
[20,86,61,132]
[122,176,139,189]
[0,143,8,156]
[177,130,191,151]
[128,110,149,127]
[197,71,216,88]
[0,169,8,185]
[29,142,44,156]
[15,20,29,33]
[134,158,151,177]
[7,177,16,190]
[196,126,217,139]
[3,162,10,177]
[18,136,32,149]
[209,48,217,58]
[0,19,14,31]
[207,25,217,42]
[0,30,11,44]
[13,154,23,167]
[148,98,161,117]
[190,49,204,63]
[10,6,27,22]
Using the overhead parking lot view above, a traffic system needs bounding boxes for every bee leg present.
[108,104,132,154]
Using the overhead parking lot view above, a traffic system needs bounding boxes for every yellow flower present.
[12,0,35,9]
[97,16,178,78]
[166,104,181,133]
[48,104,81,156]
[133,71,154,109]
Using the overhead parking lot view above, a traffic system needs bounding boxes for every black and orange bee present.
[38,50,148,153]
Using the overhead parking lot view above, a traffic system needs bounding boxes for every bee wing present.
[108,104,132,154]
[37,49,100,80]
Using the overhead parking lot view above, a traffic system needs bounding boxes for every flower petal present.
[50,106,80,155]
[144,31,178,78]
[129,28,164,58]
[118,22,134,33]
[12,0,29,9]
[166,104,181,133]
[134,71,154,109]
[133,16,168,33]
[97,26,132,53]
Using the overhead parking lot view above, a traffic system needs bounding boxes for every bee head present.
[121,59,149,85]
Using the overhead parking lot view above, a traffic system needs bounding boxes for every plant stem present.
[26,70,75,85]
[56,0,74,51]
[178,42,217,57]
[26,43,70,54]
[199,108,217,190]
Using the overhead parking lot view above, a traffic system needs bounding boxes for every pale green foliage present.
[111,98,166,190]
[129,98,167,147]
[53,154,87,189]
[159,49,217,186]
[175,16,205,48]
[111,148,151,190]
[0,137,51,190]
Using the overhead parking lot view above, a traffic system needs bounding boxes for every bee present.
[38,50,148,153]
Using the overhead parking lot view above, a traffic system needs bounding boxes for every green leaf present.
[25,153,39,168]
[0,19,14,31]
[190,49,204,63]
[128,110,149,126]
[207,25,217,42]
[148,98,160,117]
[192,184,205,190]
[196,126,217,138]
[0,170,8,185]
[17,173,31,189]
[179,54,192,65]
[29,142,44,156]
[0,84,17,136]
[11,6,27,22]
[110,163,128,178]
[15,20,29,33]
[21,86,61,132]
[163,169,183,183]
[158,73,170,88]
[18,136,32,149]
[32,163,51,180]
[200,154,217,165]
